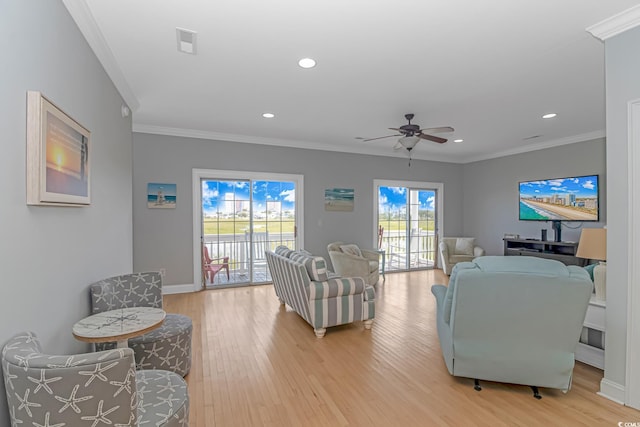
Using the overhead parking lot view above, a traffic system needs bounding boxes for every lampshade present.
[399,135,420,149]
[576,228,606,261]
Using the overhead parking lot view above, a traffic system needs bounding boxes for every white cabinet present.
[575,296,605,369]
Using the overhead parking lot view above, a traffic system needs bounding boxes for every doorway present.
[193,169,304,289]
[374,180,443,272]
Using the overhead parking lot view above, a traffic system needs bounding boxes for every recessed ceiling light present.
[262,113,275,118]
[454,139,464,143]
[298,58,316,68]
[542,113,557,119]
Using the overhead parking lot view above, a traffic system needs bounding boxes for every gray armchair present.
[90,272,193,376]
[327,241,380,285]
[438,237,485,275]
[2,331,189,426]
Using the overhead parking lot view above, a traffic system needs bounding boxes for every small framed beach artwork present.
[324,188,354,212]
[26,91,91,206]
[148,183,177,209]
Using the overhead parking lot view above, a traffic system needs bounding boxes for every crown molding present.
[62,0,139,111]
[133,123,603,165]
[458,130,606,164]
[132,123,462,163]
[587,4,640,41]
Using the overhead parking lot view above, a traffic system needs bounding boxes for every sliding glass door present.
[375,180,443,272]
[194,170,303,289]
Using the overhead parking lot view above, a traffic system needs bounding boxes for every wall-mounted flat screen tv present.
[519,174,599,222]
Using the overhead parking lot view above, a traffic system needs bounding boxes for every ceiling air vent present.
[176,27,197,54]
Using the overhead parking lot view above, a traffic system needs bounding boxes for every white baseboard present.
[162,283,197,294]
[575,343,605,369]
[598,378,626,404]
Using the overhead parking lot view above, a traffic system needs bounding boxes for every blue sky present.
[378,187,435,212]
[202,180,295,214]
[519,175,598,198]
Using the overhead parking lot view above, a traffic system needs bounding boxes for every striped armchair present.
[265,246,375,337]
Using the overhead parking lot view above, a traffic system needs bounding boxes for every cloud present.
[551,186,567,192]
[583,180,595,190]
[390,187,406,195]
[548,179,565,187]
[280,189,295,202]
[201,184,219,202]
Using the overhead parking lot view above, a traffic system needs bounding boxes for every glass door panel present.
[201,177,298,287]
[378,185,437,271]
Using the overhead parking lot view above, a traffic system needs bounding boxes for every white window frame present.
[192,168,304,291]
[373,179,444,268]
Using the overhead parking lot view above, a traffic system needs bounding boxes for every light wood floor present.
[164,269,639,426]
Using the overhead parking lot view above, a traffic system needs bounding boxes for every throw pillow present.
[340,244,362,257]
[454,238,475,255]
[584,263,596,282]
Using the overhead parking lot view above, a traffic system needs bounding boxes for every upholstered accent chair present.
[432,256,593,396]
[438,237,485,275]
[327,241,380,285]
[90,272,192,376]
[2,331,189,426]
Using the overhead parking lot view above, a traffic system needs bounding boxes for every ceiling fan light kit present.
[399,135,420,149]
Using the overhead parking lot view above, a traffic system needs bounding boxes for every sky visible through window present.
[202,180,295,217]
[378,186,435,213]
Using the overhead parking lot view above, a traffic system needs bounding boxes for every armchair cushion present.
[454,238,475,255]
[289,252,329,281]
[340,244,363,257]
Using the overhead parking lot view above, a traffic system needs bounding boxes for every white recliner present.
[438,237,485,275]
[327,241,380,285]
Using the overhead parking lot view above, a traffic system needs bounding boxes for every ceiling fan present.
[362,113,454,152]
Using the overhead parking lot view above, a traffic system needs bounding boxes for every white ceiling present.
[64,0,640,163]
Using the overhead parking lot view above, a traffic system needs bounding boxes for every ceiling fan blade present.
[363,134,401,142]
[418,133,448,144]
[419,126,454,134]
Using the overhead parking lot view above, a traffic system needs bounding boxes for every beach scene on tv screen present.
[519,175,598,221]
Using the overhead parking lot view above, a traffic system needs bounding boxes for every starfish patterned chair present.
[2,331,189,427]
[90,272,193,377]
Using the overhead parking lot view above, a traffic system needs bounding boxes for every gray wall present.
[132,133,464,285]
[602,25,640,390]
[463,139,606,255]
[0,1,133,423]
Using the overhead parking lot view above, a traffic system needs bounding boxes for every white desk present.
[73,307,166,349]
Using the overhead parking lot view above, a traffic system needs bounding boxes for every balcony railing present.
[203,229,436,285]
